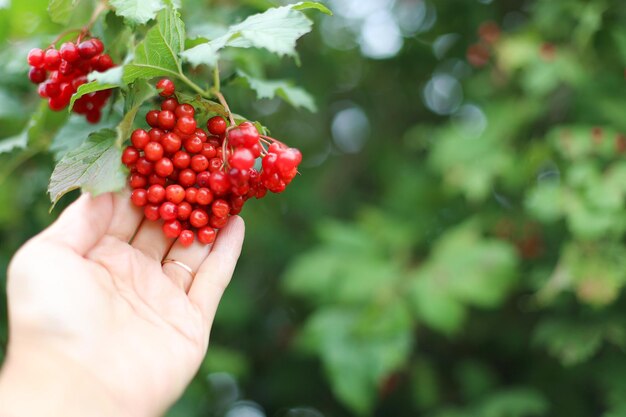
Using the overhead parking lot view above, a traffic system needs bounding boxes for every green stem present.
[213,64,221,92]
[178,73,209,98]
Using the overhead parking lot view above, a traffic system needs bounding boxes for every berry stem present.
[213,65,221,92]
[49,29,83,47]
[260,135,288,147]
[86,1,109,32]
[214,90,237,126]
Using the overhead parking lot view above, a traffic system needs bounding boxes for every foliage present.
[1,0,626,417]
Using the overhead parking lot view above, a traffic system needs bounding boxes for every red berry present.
[276,148,302,175]
[209,171,230,195]
[94,54,114,72]
[135,157,154,176]
[209,215,229,229]
[43,49,61,70]
[147,184,166,204]
[130,189,148,207]
[144,204,160,221]
[196,187,214,205]
[122,146,140,166]
[155,157,174,177]
[183,136,203,153]
[146,110,160,127]
[178,169,197,187]
[158,110,176,130]
[78,40,98,58]
[175,104,194,118]
[159,201,178,221]
[178,230,194,246]
[197,227,216,244]
[176,116,197,135]
[149,128,165,143]
[230,148,255,170]
[172,150,191,169]
[129,173,148,189]
[162,132,182,153]
[165,184,185,204]
[239,122,260,148]
[201,143,217,159]
[162,220,182,238]
[156,78,175,97]
[144,142,164,162]
[148,173,167,186]
[161,97,179,112]
[185,187,198,204]
[59,42,79,62]
[190,209,209,228]
[27,48,44,68]
[131,129,150,149]
[190,154,209,172]
[207,116,227,135]
[177,202,192,221]
[209,157,223,172]
[28,67,47,84]
[91,38,105,55]
[211,199,230,218]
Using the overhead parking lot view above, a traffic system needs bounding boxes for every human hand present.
[0,191,245,417]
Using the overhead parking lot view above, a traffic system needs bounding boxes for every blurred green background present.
[2,0,626,416]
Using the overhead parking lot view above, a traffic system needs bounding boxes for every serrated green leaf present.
[292,1,332,15]
[48,129,126,205]
[110,0,166,25]
[47,0,80,24]
[117,80,157,146]
[237,70,316,111]
[182,3,327,68]
[69,67,122,110]
[50,115,118,161]
[123,6,185,83]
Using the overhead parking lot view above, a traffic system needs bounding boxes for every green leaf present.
[533,319,604,366]
[181,3,327,68]
[47,0,80,24]
[50,115,118,161]
[48,129,126,206]
[410,275,466,335]
[236,70,316,111]
[292,1,333,15]
[478,388,549,417]
[0,131,28,154]
[69,67,122,110]
[298,304,413,415]
[123,6,185,84]
[117,80,157,146]
[0,101,61,154]
[110,0,168,25]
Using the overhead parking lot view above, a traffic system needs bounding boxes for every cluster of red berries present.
[27,37,115,123]
[122,79,302,246]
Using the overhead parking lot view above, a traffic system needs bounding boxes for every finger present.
[106,188,144,242]
[163,238,212,292]
[130,220,175,261]
[188,216,245,320]
[38,193,114,255]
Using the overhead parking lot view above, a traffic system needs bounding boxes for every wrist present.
[0,342,134,417]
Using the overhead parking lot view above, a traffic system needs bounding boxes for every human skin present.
[0,190,245,417]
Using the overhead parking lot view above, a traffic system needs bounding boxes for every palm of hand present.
[6,192,244,416]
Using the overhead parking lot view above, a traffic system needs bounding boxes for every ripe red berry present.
[211,199,230,218]
[122,146,140,166]
[131,129,150,149]
[161,97,179,112]
[165,184,185,204]
[129,173,148,189]
[196,188,214,205]
[175,104,194,118]
[43,49,61,70]
[178,230,194,246]
[28,67,47,84]
[144,142,164,162]
[158,110,176,130]
[148,173,167,186]
[149,128,165,143]
[78,40,98,58]
[130,189,148,207]
[173,150,191,169]
[190,154,209,172]
[176,116,197,135]
[156,78,175,97]
[135,157,154,176]
[207,116,227,135]
[27,48,44,68]
[155,157,174,177]
[276,148,302,175]
[162,132,182,153]
[183,136,203,153]
[230,148,255,170]
[201,143,217,159]
[190,209,209,228]
[162,220,182,238]
[91,38,105,55]
[144,204,160,221]
[147,184,166,204]
[209,215,229,229]
[59,42,79,62]
[159,202,178,221]
[146,110,160,127]
[177,202,193,221]
[197,227,216,244]
[185,187,198,204]
[209,171,230,195]
[178,169,197,187]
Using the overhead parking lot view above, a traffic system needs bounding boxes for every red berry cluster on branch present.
[122,79,302,246]
[27,37,115,123]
